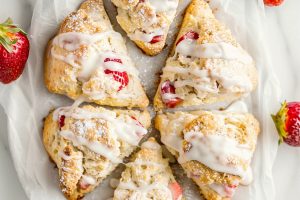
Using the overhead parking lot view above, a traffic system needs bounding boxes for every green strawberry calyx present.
[0,18,27,53]
[271,101,288,145]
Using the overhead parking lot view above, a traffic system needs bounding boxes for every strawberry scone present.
[155,110,260,200]
[113,137,183,200]
[43,104,150,199]
[154,0,258,110]
[111,0,179,56]
[44,0,149,108]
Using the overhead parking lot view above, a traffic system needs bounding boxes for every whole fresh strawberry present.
[264,0,284,7]
[272,101,300,146]
[0,18,29,84]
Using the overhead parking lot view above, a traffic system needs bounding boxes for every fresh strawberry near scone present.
[264,0,284,6]
[0,18,29,84]
[272,101,300,146]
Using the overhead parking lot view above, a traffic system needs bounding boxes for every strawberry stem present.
[0,18,27,53]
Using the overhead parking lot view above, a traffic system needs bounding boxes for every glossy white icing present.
[81,175,96,185]
[60,130,122,163]
[175,39,253,64]
[178,131,252,178]
[149,0,178,12]
[128,28,165,43]
[51,31,140,99]
[55,106,147,163]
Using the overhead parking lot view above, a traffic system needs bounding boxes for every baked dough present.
[44,0,149,108]
[113,137,183,200]
[155,110,260,200]
[43,104,150,199]
[154,0,258,110]
[112,0,179,56]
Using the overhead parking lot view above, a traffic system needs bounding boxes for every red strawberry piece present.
[272,101,300,146]
[161,80,183,108]
[79,181,90,190]
[59,115,66,129]
[150,35,163,44]
[169,181,183,200]
[264,0,284,6]
[104,69,129,91]
[104,57,122,64]
[0,18,30,84]
[176,31,199,46]
[224,184,238,197]
[130,116,144,127]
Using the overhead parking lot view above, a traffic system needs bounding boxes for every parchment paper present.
[0,0,281,199]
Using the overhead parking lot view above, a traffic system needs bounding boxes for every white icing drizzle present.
[160,132,182,153]
[55,106,147,163]
[81,175,96,185]
[51,31,140,100]
[128,28,165,43]
[117,181,172,199]
[148,0,178,12]
[175,39,253,64]
[60,130,122,163]
[178,131,252,178]
[51,31,138,78]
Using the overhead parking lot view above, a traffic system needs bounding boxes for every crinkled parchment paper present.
[0,0,281,199]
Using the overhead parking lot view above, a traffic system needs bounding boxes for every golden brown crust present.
[154,0,258,110]
[43,105,150,199]
[155,110,260,200]
[113,137,182,200]
[44,0,149,108]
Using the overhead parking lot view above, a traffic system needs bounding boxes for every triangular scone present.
[44,0,149,108]
[154,0,258,110]
[111,0,179,56]
[113,137,183,200]
[43,105,150,200]
[155,111,260,200]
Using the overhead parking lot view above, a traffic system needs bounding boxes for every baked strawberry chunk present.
[176,31,199,46]
[224,184,238,197]
[130,116,144,127]
[104,69,129,91]
[150,35,163,44]
[169,181,183,200]
[58,115,65,130]
[161,80,182,108]
[104,57,123,64]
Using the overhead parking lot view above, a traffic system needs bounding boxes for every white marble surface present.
[0,0,299,199]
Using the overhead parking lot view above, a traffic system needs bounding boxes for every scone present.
[111,0,179,56]
[154,0,258,110]
[44,0,149,108]
[43,104,150,200]
[155,110,260,200]
[113,137,183,200]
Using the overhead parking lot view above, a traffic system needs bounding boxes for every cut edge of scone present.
[155,110,260,200]
[153,0,258,111]
[44,0,149,109]
[43,104,150,200]
[113,137,183,200]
